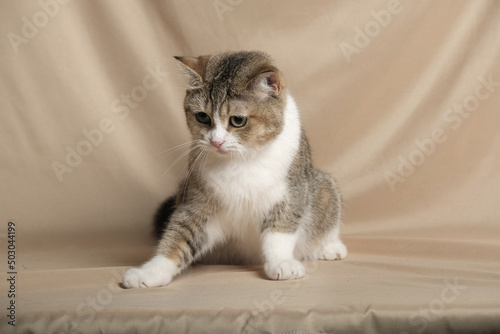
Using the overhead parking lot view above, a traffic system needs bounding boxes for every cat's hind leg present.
[306,172,347,261]
[315,226,347,261]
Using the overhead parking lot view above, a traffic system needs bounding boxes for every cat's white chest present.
[205,159,288,264]
[202,139,295,260]
[207,156,288,216]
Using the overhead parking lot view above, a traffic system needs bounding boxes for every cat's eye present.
[195,112,211,125]
[230,116,247,128]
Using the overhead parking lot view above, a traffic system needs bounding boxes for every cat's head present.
[175,51,287,156]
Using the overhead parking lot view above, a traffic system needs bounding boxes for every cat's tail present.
[153,195,177,241]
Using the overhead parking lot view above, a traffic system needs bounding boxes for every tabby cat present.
[123,51,347,288]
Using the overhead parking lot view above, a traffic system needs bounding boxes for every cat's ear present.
[174,56,210,89]
[247,70,282,100]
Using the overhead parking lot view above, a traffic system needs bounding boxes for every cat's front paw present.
[122,267,171,288]
[264,259,306,280]
[122,255,179,288]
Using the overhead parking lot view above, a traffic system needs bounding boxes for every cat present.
[123,51,347,288]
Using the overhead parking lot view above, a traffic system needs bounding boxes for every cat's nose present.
[210,140,224,149]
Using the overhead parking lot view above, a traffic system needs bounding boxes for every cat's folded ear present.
[247,69,282,100]
[174,56,210,89]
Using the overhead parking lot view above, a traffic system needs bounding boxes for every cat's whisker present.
[238,151,248,165]
[152,140,200,159]
[177,145,204,177]
[201,146,210,171]
[182,148,207,203]
[159,144,202,180]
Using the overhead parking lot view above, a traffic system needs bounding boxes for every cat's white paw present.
[122,255,179,288]
[319,240,348,261]
[122,267,172,288]
[264,259,306,280]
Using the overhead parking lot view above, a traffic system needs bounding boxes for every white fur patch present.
[262,232,298,263]
[122,255,180,288]
[209,116,227,144]
[264,259,306,280]
[262,232,305,280]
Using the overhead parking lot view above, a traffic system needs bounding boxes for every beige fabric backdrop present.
[1,0,499,333]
